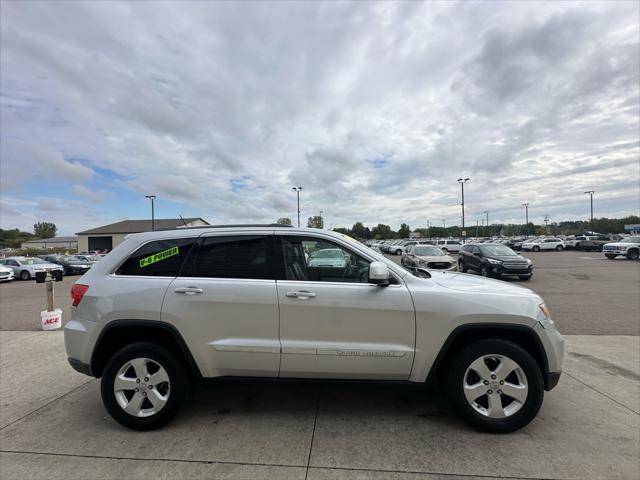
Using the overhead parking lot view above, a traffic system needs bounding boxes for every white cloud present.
[0,0,638,233]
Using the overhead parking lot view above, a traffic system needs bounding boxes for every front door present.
[162,234,281,378]
[275,234,415,380]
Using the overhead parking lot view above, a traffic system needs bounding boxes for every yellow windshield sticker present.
[139,246,179,268]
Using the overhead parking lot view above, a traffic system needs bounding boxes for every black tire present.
[605,254,616,259]
[20,270,30,281]
[446,339,544,433]
[395,250,402,256]
[442,248,449,253]
[627,249,639,260]
[532,246,540,252]
[519,275,532,280]
[458,262,467,273]
[555,245,563,251]
[101,342,190,430]
[480,265,490,277]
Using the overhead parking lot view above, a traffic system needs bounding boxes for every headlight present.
[526,258,532,264]
[487,258,502,265]
[539,303,550,319]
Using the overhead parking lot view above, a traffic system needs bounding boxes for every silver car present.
[0,265,14,282]
[65,225,563,433]
[0,256,64,280]
[401,245,457,271]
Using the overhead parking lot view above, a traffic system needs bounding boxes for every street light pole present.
[484,210,489,236]
[145,195,156,231]
[522,203,529,237]
[291,187,302,227]
[457,178,470,230]
[584,191,595,232]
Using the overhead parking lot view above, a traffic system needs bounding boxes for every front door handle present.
[174,286,203,295]
[286,290,316,299]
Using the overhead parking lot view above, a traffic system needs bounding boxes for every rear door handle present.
[286,290,316,299]
[174,286,203,295]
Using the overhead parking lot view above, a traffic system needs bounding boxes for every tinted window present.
[191,235,270,279]
[280,236,370,283]
[116,238,196,276]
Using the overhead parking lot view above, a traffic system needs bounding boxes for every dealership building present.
[76,218,209,252]
[21,236,78,249]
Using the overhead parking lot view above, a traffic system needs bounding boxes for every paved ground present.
[0,331,638,479]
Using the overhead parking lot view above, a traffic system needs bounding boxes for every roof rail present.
[157,223,294,231]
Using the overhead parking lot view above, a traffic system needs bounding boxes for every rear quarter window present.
[116,238,196,276]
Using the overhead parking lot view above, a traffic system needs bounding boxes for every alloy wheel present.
[463,354,528,419]
[113,357,171,417]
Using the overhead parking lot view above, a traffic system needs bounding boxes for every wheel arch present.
[426,323,550,390]
[90,320,202,382]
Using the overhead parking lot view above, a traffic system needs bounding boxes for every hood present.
[486,255,529,263]
[0,265,12,273]
[428,271,536,297]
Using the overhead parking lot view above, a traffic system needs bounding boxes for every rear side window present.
[190,235,270,279]
[116,238,196,276]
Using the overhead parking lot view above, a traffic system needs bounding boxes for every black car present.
[458,244,533,280]
[41,255,93,275]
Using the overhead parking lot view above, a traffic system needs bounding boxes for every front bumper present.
[603,248,627,255]
[491,264,533,276]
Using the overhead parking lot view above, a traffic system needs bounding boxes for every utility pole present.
[544,214,550,234]
[319,210,324,228]
[484,211,489,236]
[291,187,302,227]
[457,178,470,230]
[145,195,156,231]
[476,220,479,237]
[584,190,595,233]
[522,203,529,237]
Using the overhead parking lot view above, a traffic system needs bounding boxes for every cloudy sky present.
[1,0,638,235]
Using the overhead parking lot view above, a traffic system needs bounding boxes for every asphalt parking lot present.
[0,250,638,479]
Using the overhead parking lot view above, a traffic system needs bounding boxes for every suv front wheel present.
[101,342,190,430]
[446,339,544,433]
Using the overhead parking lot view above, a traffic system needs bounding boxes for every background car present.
[401,244,456,271]
[521,238,564,252]
[0,265,14,282]
[459,244,533,280]
[0,256,64,280]
[307,248,348,268]
[41,255,93,275]
[603,236,640,260]
[435,239,462,253]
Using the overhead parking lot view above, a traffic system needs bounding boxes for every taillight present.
[71,284,89,307]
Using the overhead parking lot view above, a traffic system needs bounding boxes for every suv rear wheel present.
[446,339,544,433]
[101,342,190,430]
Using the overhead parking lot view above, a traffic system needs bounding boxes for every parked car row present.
[0,253,105,281]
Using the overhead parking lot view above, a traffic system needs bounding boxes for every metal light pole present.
[145,195,156,231]
[522,203,529,237]
[319,210,324,229]
[584,190,594,233]
[291,187,302,227]
[484,211,489,236]
[457,178,470,230]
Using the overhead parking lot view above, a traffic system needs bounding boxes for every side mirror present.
[369,261,390,286]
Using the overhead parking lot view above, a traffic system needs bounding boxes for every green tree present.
[33,222,57,239]
[371,223,392,239]
[307,215,324,229]
[398,223,411,238]
[351,222,367,239]
[276,217,292,225]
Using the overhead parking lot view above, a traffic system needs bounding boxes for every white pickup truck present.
[602,236,640,260]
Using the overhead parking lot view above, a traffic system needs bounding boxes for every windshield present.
[480,245,518,256]
[414,246,443,256]
[22,258,47,265]
[621,237,640,243]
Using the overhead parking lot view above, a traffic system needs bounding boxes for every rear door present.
[162,233,281,378]
[275,234,415,380]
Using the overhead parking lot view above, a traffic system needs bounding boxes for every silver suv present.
[65,225,564,432]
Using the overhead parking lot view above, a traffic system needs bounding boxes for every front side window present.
[116,238,196,276]
[281,236,370,283]
[190,235,270,279]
